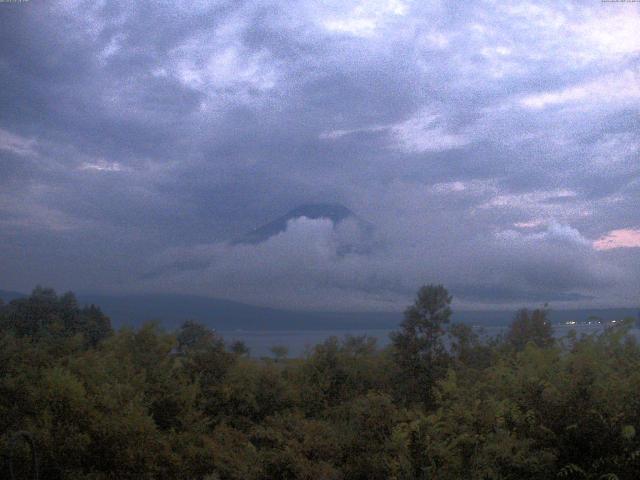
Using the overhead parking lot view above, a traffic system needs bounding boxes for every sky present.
[1,0,639,311]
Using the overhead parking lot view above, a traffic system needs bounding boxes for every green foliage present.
[2,285,640,479]
[294,335,392,415]
[391,284,452,407]
[270,345,289,362]
[0,287,112,347]
[177,320,221,353]
[506,307,554,351]
[251,413,341,479]
[229,340,250,357]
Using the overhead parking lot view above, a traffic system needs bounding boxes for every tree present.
[448,322,493,370]
[177,320,220,353]
[391,284,452,407]
[342,334,377,356]
[175,322,236,421]
[4,286,63,338]
[506,307,554,351]
[339,393,410,480]
[270,345,289,362]
[230,340,250,357]
[0,287,112,346]
[78,304,113,347]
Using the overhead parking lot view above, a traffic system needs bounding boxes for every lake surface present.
[219,324,640,358]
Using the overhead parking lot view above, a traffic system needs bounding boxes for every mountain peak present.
[286,203,354,222]
[234,203,357,245]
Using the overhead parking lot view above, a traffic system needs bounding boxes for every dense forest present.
[1,286,640,479]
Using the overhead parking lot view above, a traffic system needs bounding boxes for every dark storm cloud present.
[1,0,639,309]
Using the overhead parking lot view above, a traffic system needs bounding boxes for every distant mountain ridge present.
[2,289,637,332]
[234,203,369,245]
[0,289,26,303]
[0,289,400,330]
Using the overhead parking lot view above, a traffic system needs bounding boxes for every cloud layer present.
[1,0,639,310]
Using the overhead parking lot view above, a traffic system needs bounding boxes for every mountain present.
[234,203,371,245]
[6,288,392,330]
[0,289,511,330]
[71,293,402,331]
[3,288,637,332]
[0,289,26,303]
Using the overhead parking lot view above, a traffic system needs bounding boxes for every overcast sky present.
[1,0,639,311]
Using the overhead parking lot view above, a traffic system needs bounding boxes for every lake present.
[219,324,640,358]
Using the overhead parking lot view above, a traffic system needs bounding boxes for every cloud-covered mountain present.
[234,203,375,255]
[235,203,361,243]
[1,1,639,309]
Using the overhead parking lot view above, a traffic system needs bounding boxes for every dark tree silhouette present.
[506,307,554,351]
[391,284,452,406]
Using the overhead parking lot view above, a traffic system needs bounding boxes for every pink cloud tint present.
[593,228,640,251]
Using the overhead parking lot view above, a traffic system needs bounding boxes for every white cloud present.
[164,11,280,100]
[0,188,85,233]
[320,109,471,153]
[429,179,496,195]
[321,0,409,37]
[430,181,466,193]
[0,129,37,157]
[390,110,471,153]
[319,125,387,140]
[495,2,640,68]
[520,69,640,109]
[419,31,451,50]
[98,34,125,65]
[569,7,640,64]
[481,189,577,210]
[80,160,124,172]
[173,46,278,93]
[496,221,591,248]
[477,189,595,227]
[587,133,639,176]
[514,219,544,229]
